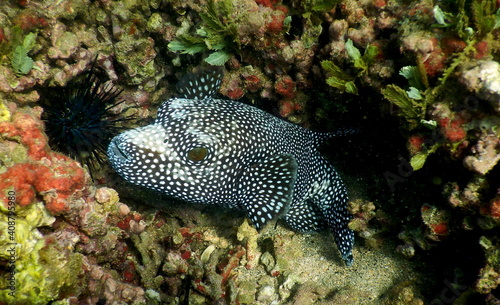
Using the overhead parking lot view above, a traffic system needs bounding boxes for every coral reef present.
[476,235,500,294]
[0,104,146,304]
[0,0,500,303]
[459,60,500,112]
[348,199,388,249]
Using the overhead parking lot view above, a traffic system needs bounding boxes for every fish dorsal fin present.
[176,68,223,99]
[237,154,298,230]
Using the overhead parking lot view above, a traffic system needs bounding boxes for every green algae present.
[321,59,357,95]
[0,202,83,305]
[300,0,340,47]
[48,31,78,59]
[235,280,258,304]
[114,36,161,89]
[321,39,379,95]
[432,0,499,39]
[3,26,38,75]
[0,101,11,123]
[381,84,426,130]
[168,0,237,65]
[382,31,481,172]
[476,236,500,294]
[146,13,164,33]
[130,230,165,289]
[471,0,500,36]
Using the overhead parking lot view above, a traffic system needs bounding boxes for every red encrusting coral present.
[439,117,467,143]
[408,135,424,154]
[474,41,489,59]
[0,163,37,206]
[275,5,288,15]
[373,0,387,8]
[220,247,246,286]
[255,0,280,9]
[179,227,191,237]
[268,14,285,33]
[221,76,245,100]
[122,270,135,283]
[18,0,29,7]
[431,223,449,236]
[422,38,446,78]
[225,87,245,100]
[275,75,296,99]
[0,154,85,214]
[244,75,261,92]
[196,284,207,294]
[421,203,450,240]
[181,250,191,260]
[0,27,6,43]
[0,108,85,214]
[14,11,48,31]
[0,111,49,160]
[117,215,133,230]
[488,197,500,220]
[278,100,295,118]
[441,37,466,55]
[278,99,302,118]
[121,261,137,283]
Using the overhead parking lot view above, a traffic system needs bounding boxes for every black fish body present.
[108,70,354,265]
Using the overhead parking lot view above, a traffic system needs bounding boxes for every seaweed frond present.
[168,0,236,66]
[381,84,426,130]
[168,35,206,55]
[410,143,440,171]
[433,0,500,39]
[432,5,456,28]
[399,66,426,90]
[345,39,378,74]
[303,0,340,12]
[321,60,357,95]
[472,0,500,35]
[321,39,379,95]
[297,0,341,47]
[8,26,38,75]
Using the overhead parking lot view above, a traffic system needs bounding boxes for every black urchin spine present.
[41,59,131,179]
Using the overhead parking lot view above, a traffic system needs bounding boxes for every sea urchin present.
[41,61,131,179]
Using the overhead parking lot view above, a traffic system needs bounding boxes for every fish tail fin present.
[313,127,360,146]
[327,127,360,138]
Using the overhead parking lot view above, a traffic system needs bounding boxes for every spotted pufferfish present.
[107,69,354,265]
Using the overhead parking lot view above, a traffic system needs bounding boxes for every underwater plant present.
[0,26,38,75]
[321,39,379,95]
[381,0,500,171]
[168,0,237,65]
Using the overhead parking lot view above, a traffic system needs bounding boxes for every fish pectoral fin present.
[238,154,298,231]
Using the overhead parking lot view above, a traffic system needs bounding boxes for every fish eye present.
[187,147,208,162]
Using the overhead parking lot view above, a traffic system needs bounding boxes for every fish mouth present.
[108,137,130,162]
